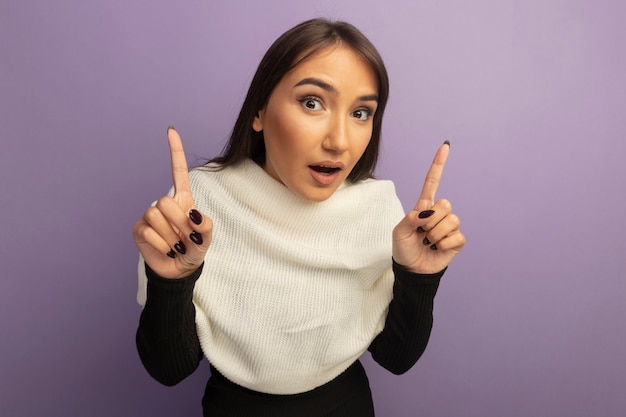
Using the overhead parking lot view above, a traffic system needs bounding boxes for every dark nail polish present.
[189,209,203,225]
[417,227,425,233]
[167,125,176,132]
[423,237,431,246]
[174,241,187,255]
[444,140,450,147]
[430,244,438,250]
[167,249,177,259]
[418,210,435,219]
[190,231,203,245]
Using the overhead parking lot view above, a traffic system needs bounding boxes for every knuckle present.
[140,226,153,240]
[134,224,151,241]
[449,231,466,249]
[437,198,452,211]
[144,206,159,223]
[132,220,144,237]
[449,213,461,228]
[155,196,173,210]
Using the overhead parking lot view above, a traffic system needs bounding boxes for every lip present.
[309,160,345,169]
[308,161,345,186]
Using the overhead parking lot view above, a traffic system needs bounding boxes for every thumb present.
[394,209,435,238]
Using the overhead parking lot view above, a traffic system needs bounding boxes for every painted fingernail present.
[167,249,177,259]
[189,209,203,225]
[167,125,176,132]
[418,210,435,219]
[423,237,431,246]
[174,241,187,255]
[190,231,203,245]
[417,226,425,233]
[444,140,450,147]
[430,244,438,250]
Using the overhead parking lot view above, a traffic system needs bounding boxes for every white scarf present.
[138,159,405,394]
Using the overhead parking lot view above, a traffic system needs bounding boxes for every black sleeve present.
[135,263,204,386]
[368,259,444,375]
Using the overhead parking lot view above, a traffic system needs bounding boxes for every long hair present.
[209,18,389,182]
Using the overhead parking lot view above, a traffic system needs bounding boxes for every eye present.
[298,96,323,111]
[352,108,372,121]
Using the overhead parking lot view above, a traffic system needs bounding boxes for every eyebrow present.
[294,77,379,102]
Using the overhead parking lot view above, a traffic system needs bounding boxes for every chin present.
[293,186,337,202]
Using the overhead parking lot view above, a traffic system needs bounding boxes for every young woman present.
[133,18,465,416]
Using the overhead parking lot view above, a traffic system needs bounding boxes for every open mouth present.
[309,165,341,175]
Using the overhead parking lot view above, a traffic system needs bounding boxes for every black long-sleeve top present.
[136,260,443,388]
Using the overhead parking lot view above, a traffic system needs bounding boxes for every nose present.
[322,114,349,154]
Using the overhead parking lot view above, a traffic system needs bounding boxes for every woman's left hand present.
[392,141,466,274]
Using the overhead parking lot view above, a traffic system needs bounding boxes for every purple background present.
[2,0,625,416]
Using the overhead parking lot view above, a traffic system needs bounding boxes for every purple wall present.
[2,1,625,415]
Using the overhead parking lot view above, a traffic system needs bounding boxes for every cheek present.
[264,111,314,155]
[356,128,374,154]
[262,118,287,157]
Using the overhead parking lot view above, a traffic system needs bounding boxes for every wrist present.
[145,262,204,282]
[392,258,446,276]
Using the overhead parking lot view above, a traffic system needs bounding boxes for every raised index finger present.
[167,126,191,195]
[414,141,450,210]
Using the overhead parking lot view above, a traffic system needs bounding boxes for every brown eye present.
[352,108,371,121]
[298,97,323,111]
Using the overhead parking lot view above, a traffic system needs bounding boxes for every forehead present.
[283,44,378,90]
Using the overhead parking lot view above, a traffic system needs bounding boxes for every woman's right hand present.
[132,126,213,279]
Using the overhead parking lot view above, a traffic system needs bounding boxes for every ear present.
[252,109,264,132]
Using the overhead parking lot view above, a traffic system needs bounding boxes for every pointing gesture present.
[169,126,195,208]
[415,140,449,212]
[392,141,465,274]
[132,127,213,279]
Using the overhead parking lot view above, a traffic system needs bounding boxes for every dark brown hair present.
[209,18,389,182]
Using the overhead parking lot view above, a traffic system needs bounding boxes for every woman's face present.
[253,45,378,202]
